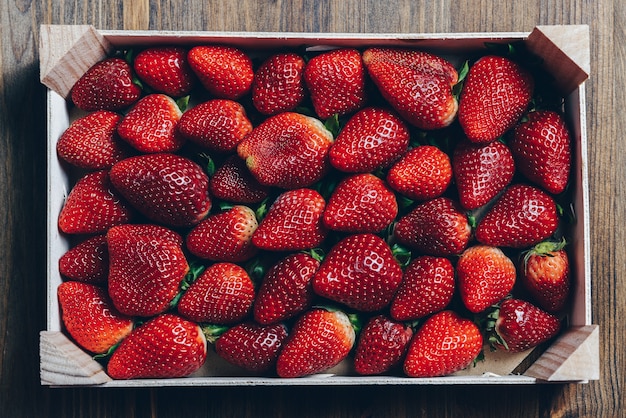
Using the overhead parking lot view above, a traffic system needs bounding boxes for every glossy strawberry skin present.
[188,45,254,99]
[58,235,108,283]
[133,46,196,97]
[252,52,306,115]
[362,48,458,85]
[209,155,270,204]
[521,241,570,312]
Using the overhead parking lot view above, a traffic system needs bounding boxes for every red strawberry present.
[187,45,254,99]
[109,153,211,227]
[457,245,516,313]
[58,235,108,283]
[403,310,483,377]
[475,184,559,248]
[185,205,258,262]
[353,315,413,376]
[276,307,356,378]
[362,47,458,84]
[452,140,515,210]
[56,110,130,170]
[177,99,253,152]
[390,256,455,321]
[209,155,270,204]
[323,173,398,233]
[303,48,367,119]
[252,188,327,251]
[70,57,141,111]
[253,252,320,325]
[58,170,135,234]
[252,52,306,115]
[510,110,572,194]
[237,112,334,189]
[107,313,207,379]
[312,233,403,312]
[109,223,184,245]
[177,262,255,324]
[329,107,410,173]
[107,224,188,317]
[57,281,133,354]
[386,145,453,201]
[458,55,534,143]
[117,94,185,153]
[394,197,471,256]
[133,46,196,97]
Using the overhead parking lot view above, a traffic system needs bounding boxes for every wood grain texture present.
[1,1,623,417]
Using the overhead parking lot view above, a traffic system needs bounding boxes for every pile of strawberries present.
[55,41,573,380]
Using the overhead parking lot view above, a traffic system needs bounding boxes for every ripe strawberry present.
[57,281,133,354]
[107,313,207,379]
[209,155,270,204]
[510,110,572,194]
[116,94,185,153]
[237,112,334,189]
[362,47,458,84]
[394,197,471,256]
[276,307,356,378]
[386,145,452,201]
[390,256,455,321]
[329,107,410,173]
[185,205,258,262]
[133,46,196,97]
[70,57,141,111]
[187,45,254,99]
[452,139,515,210]
[403,310,483,377]
[252,188,327,251]
[312,233,403,312]
[58,235,108,283]
[323,173,398,233]
[253,252,320,325]
[457,245,516,313]
[177,262,255,324]
[458,55,534,143]
[58,170,135,234]
[109,153,211,227]
[303,48,367,119]
[107,224,189,317]
[252,52,306,115]
[177,99,253,152]
[353,315,413,376]
[475,184,559,248]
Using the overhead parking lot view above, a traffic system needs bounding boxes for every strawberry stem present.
[201,323,230,345]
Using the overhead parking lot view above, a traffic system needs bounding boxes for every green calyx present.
[201,324,230,345]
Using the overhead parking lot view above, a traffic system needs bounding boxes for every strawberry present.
[458,55,534,143]
[133,46,196,97]
[253,252,320,325]
[252,188,327,251]
[457,245,516,313]
[109,153,211,227]
[177,262,255,324]
[353,315,413,376]
[403,310,483,377]
[312,233,403,312]
[209,155,270,204]
[57,281,133,354]
[390,256,455,321]
[252,52,306,115]
[303,48,367,119]
[58,170,135,234]
[107,224,189,317]
[58,235,108,283]
[475,184,559,248]
[509,110,572,194]
[107,313,207,379]
[116,93,185,153]
[328,107,410,173]
[275,307,356,378]
[187,45,254,99]
[237,112,334,189]
[362,48,458,130]
[394,197,471,256]
[70,57,141,111]
[177,99,253,152]
[56,110,130,170]
[386,145,453,201]
[452,139,515,210]
[323,173,398,233]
